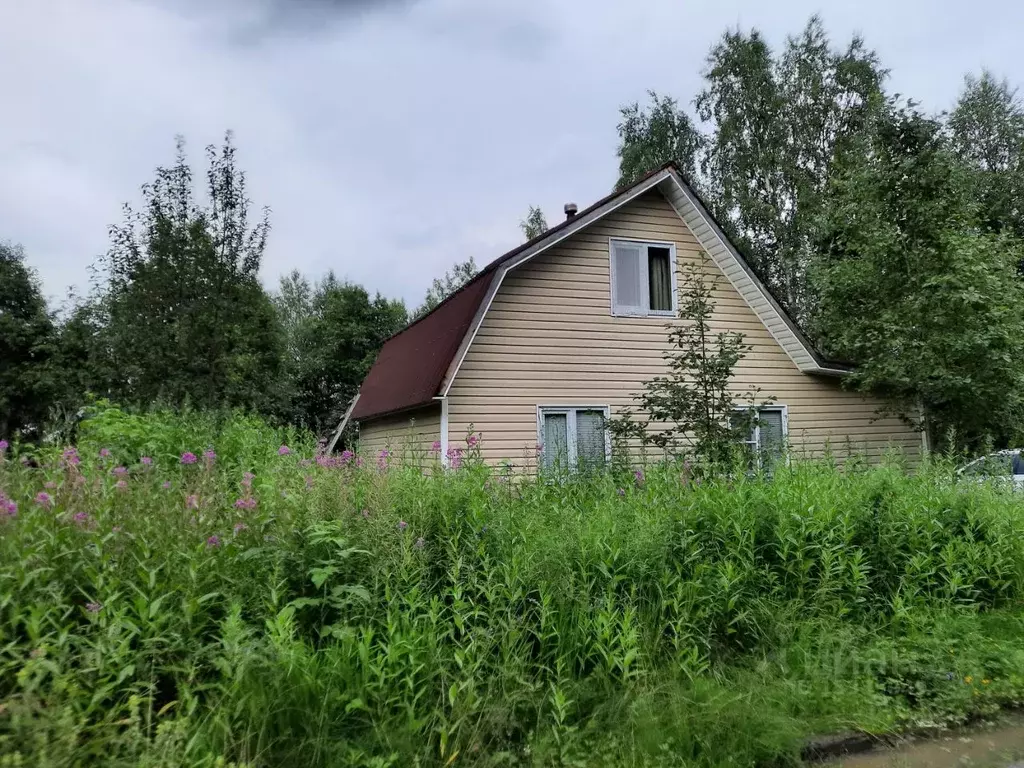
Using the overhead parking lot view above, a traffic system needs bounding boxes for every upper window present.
[732,406,788,468]
[538,406,609,473]
[610,239,676,317]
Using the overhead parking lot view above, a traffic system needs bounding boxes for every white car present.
[957,449,1024,490]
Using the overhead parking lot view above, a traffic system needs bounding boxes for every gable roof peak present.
[351,162,847,423]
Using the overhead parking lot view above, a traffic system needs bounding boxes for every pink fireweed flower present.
[206,535,221,548]
[0,439,8,452]
[85,601,102,614]
[233,497,257,510]
[233,522,248,535]
[112,466,128,477]
[278,445,291,456]
[180,452,197,465]
[340,449,354,464]
[633,469,645,486]
[115,480,128,491]
[467,434,479,448]
[44,481,57,490]
[99,448,111,459]
[34,492,52,507]
[377,449,390,470]
[241,471,255,488]
[140,456,152,466]
[72,511,90,524]
[430,440,441,454]
[203,449,216,463]
[397,520,408,531]
[161,481,172,490]
[186,495,199,510]
[62,448,80,467]
[446,446,463,470]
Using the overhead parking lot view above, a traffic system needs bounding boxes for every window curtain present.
[758,410,785,466]
[543,413,569,471]
[648,248,672,311]
[575,410,606,471]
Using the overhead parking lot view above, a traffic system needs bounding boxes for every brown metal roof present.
[350,272,493,420]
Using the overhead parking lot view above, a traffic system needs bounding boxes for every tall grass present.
[2,408,1024,766]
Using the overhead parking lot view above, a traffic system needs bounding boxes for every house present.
[348,162,923,471]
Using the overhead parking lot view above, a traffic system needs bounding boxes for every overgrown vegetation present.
[3,408,1024,766]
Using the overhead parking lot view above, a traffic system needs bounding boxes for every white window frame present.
[732,405,789,466]
[536,405,611,471]
[608,238,678,317]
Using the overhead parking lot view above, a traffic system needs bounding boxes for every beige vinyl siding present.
[661,178,821,370]
[356,405,442,469]
[447,190,922,470]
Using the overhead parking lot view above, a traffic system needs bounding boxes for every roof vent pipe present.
[564,202,578,220]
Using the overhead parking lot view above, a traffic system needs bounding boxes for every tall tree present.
[0,243,56,439]
[414,258,477,318]
[51,295,115,413]
[274,269,315,375]
[616,16,886,322]
[813,103,1024,449]
[100,134,286,414]
[285,273,407,433]
[949,71,1024,239]
[616,92,704,189]
[520,205,549,241]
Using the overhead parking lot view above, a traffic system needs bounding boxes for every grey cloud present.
[411,5,556,59]
[147,0,419,43]
[4,0,1024,312]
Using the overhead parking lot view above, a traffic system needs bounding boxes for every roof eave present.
[352,398,440,424]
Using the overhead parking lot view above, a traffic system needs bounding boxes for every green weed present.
[2,407,1024,765]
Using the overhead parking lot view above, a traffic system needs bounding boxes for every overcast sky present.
[2,0,1022,308]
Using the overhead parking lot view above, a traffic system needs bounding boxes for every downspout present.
[435,396,449,467]
[918,399,931,456]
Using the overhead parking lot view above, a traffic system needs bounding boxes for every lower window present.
[732,406,788,467]
[538,406,609,472]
